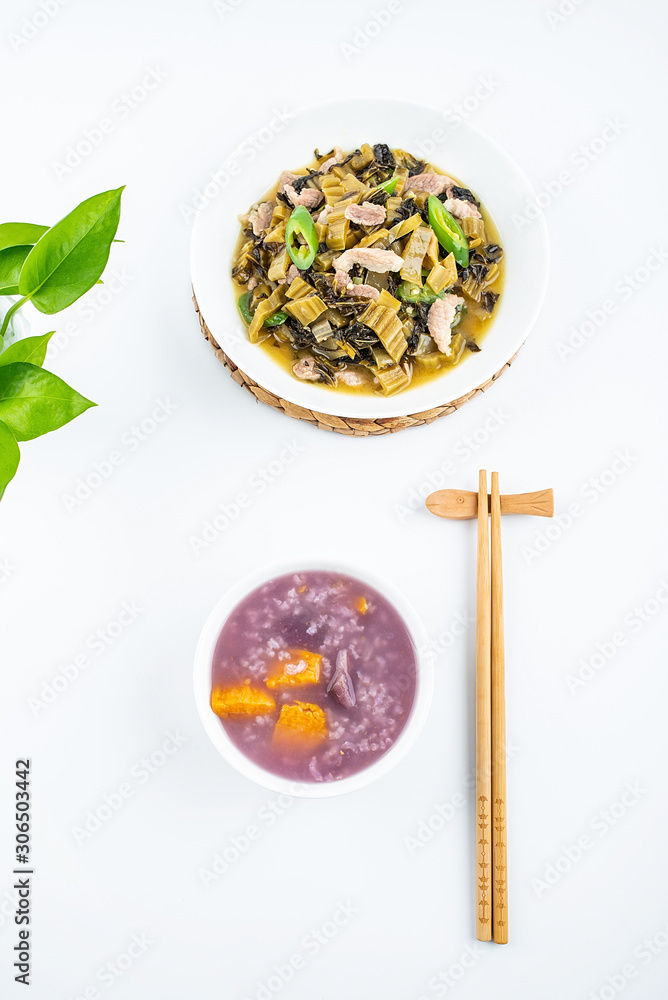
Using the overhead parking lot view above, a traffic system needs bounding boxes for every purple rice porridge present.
[210,570,417,782]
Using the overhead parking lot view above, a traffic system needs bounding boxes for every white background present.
[1,1,667,998]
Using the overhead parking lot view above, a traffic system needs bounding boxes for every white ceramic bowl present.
[193,558,433,798]
[190,98,549,420]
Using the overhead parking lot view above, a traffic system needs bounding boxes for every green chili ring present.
[375,174,400,195]
[238,292,287,328]
[395,281,445,305]
[237,291,254,324]
[264,310,288,327]
[427,195,469,268]
[285,205,318,271]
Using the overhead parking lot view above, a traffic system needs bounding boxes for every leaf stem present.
[0,295,30,342]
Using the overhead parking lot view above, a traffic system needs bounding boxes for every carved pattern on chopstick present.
[493,796,507,928]
[477,794,491,924]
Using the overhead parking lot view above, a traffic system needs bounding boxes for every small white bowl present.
[190,98,549,421]
[193,558,433,798]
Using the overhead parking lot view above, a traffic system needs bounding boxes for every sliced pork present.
[292,357,321,380]
[344,202,386,226]
[334,247,403,274]
[405,172,455,196]
[346,284,380,300]
[319,146,344,173]
[248,201,274,236]
[277,170,300,194]
[427,294,465,354]
[284,184,323,209]
[442,198,482,220]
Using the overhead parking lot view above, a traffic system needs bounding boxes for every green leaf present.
[0,224,50,294]
[19,187,124,315]
[0,223,49,253]
[0,418,20,501]
[0,245,33,295]
[0,332,54,368]
[0,362,95,441]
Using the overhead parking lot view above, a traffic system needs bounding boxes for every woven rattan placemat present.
[194,293,519,437]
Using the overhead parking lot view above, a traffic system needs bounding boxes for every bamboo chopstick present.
[491,471,508,944]
[475,469,492,941]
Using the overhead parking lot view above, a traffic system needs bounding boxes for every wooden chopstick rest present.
[425,488,554,520]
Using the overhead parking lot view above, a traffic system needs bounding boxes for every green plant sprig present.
[0,187,124,500]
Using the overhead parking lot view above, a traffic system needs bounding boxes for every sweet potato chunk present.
[273,702,327,749]
[266,649,322,688]
[211,685,275,718]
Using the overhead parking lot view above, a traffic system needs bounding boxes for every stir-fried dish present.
[232,143,503,396]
